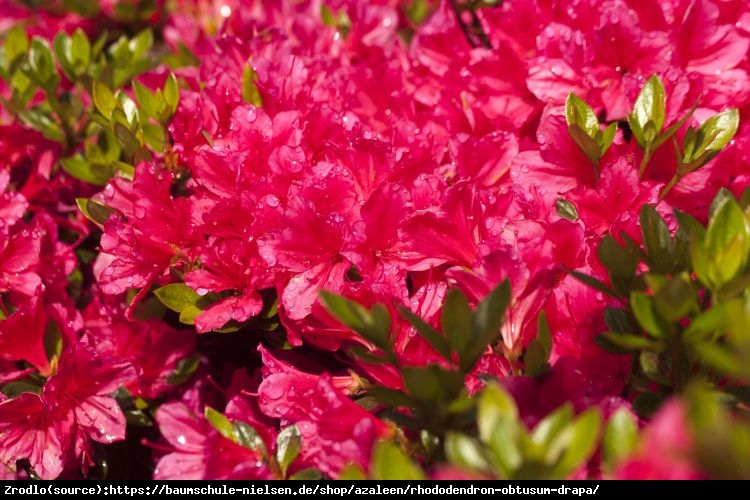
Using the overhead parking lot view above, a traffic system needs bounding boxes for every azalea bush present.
[1,0,750,480]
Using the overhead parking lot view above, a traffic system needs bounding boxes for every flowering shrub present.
[1,0,750,480]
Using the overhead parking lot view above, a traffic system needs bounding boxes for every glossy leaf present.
[640,205,673,273]
[555,198,579,221]
[371,441,425,480]
[276,425,302,476]
[154,283,201,313]
[76,197,115,226]
[441,288,472,360]
[629,75,666,144]
[565,93,598,137]
[602,407,639,473]
[204,406,233,440]
[93,81,117,120]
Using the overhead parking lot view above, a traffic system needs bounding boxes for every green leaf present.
[478,383,518,442]
[92,81,116,120]
[602,407,639,474]
[567,124,602,163]
[276,425,302,476]
[241,64,262,107]
[445,432,490,472]
[530,404,573,450]
[640,205,673,273]
[399,305,451,361]
[653,99,698,150]
[550,408,601,478]
[232,421,267,455]
[1,379,43,398]
[116,91,139,127]
[179,305,202,325]
[674,209,706,271]
[113,122,143,154]
[599,122,617,156]
[683,304,728,343]
[596,331,665,352]
[61,156,115,185]
[320,291,392,351]
[70,28,91,74]
[18,109,64,142]
[524,311,552,377]
[555,198,579,221]
[154,283,201,313]
[709,187,735,222]
[4,25,29,67]
[62,0,101,16]
[441,288,473,359]
[128,29,154,62]
[565,93,599,137]
[371,441,426,480]
[320,4,352,36]
[694,342,748,378]
[639,351,668,385]
[163,72,180,115]
[346,345,391,365]
[568,270,618,298]
[740,186,750,210]
[142,123,165,152]
[133,81,158,119]
[28,38,58,91]
[604,307,631,333]
[453,280,510,373]
[698,109,739,156]
[321,3,337,26]
[204,407,233,440]
[699,195,749,288]
[630,291,669,339]
[289,467,324,480]
[598,236,638,295]
[340,463,368,481]
[630,75,666,144]
[478,384,521,477]
[76,197,115,226]
[651,274,698,322]
[366,385,413,408]
[166,355,200,386]
[402,365,464,406]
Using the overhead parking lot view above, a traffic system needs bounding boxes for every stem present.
[638,147,652,178]
[658,175,680,201]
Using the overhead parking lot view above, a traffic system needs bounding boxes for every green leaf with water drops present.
[154,283,201,313]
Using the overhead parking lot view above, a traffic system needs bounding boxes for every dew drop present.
[134,205,147,219]
[264,194,280,207]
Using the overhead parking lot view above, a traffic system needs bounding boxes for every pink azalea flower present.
[258,373,391,477]
[153,402,209,479]
[153,398,274,480]
[0,291,51,375]
[0,343,137,479]
[83,295,195,399]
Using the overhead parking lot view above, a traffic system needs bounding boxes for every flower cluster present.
[1,0,750,479]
